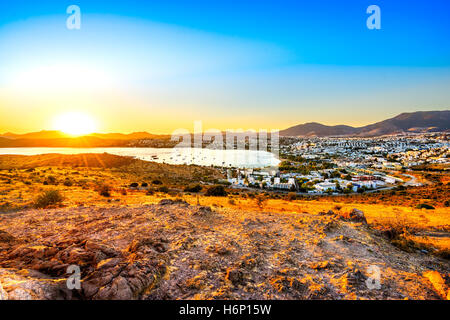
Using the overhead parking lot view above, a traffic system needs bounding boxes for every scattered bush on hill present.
[34,190,64,209]
[206,185,227,197]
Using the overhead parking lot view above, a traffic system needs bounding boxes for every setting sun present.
[53,112,97,136]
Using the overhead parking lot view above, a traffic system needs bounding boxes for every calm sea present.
[0,147,280,168]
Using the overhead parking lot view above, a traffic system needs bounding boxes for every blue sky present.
[0,0,449,133]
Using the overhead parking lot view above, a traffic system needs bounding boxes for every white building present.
[315,182,336,192]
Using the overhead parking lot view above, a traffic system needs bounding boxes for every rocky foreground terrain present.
[0,200,449,300]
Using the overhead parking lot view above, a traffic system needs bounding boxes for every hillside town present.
[225,132,449,194]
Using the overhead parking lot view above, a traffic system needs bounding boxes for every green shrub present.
[217,180,231,186]
[34,190,64,208]
[97,184,111,197]
[416,203,435,210]
[46,175,57,185]
[435,248,450,260]
[286,192,297,201]
[158,186,169,193]
[205,185,227,197]
[184,184,202,193]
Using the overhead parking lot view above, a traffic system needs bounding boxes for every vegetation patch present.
[206,185,228,197]
[34,190,64,209]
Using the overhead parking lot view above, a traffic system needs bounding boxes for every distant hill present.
[0,130,71,140]
[279,123,357,137]
[356,110,450,136]
[0,130,167,140]
[0,130,173,148]
[279,110,450,137]
[89,132,169,140]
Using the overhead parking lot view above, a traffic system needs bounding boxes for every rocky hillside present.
[280,110,450,137]
[0,200,448,300]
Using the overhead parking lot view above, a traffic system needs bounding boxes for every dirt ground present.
[0,199,448,300]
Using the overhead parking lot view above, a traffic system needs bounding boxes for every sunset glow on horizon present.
[52,112,97,136]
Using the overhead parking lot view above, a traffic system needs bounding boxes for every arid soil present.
[0,200,449,300]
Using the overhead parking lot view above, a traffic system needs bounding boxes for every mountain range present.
[0,111,448,147]
[0,131,166,140]
[0,131,172,148]
[279,110,450,137]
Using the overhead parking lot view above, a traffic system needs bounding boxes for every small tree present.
[255,194,267,210]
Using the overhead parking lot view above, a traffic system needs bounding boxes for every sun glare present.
[53,112,97,136]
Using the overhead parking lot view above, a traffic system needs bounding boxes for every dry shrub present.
[97,184,111,197]
[34,190,64,208]
[255,194,267,210]
[390,237,426,253]
[381,214,421,235]
[158,186,169,193]
[435,248,450,260]
[286,192,297,201]
[46,175,57,185]
[416,203,435,210]
[184,184,202,193]
[372,214,442,256]
[206,185,227,197]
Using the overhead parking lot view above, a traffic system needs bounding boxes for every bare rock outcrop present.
[0,237,168,300]
[0,203,448,300]
[0,281,7,300]
[339,208,367,224]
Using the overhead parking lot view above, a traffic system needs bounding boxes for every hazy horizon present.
[0,108,448,136]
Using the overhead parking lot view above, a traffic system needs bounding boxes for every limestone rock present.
[0,281,8,300]
[347,208,367,224]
